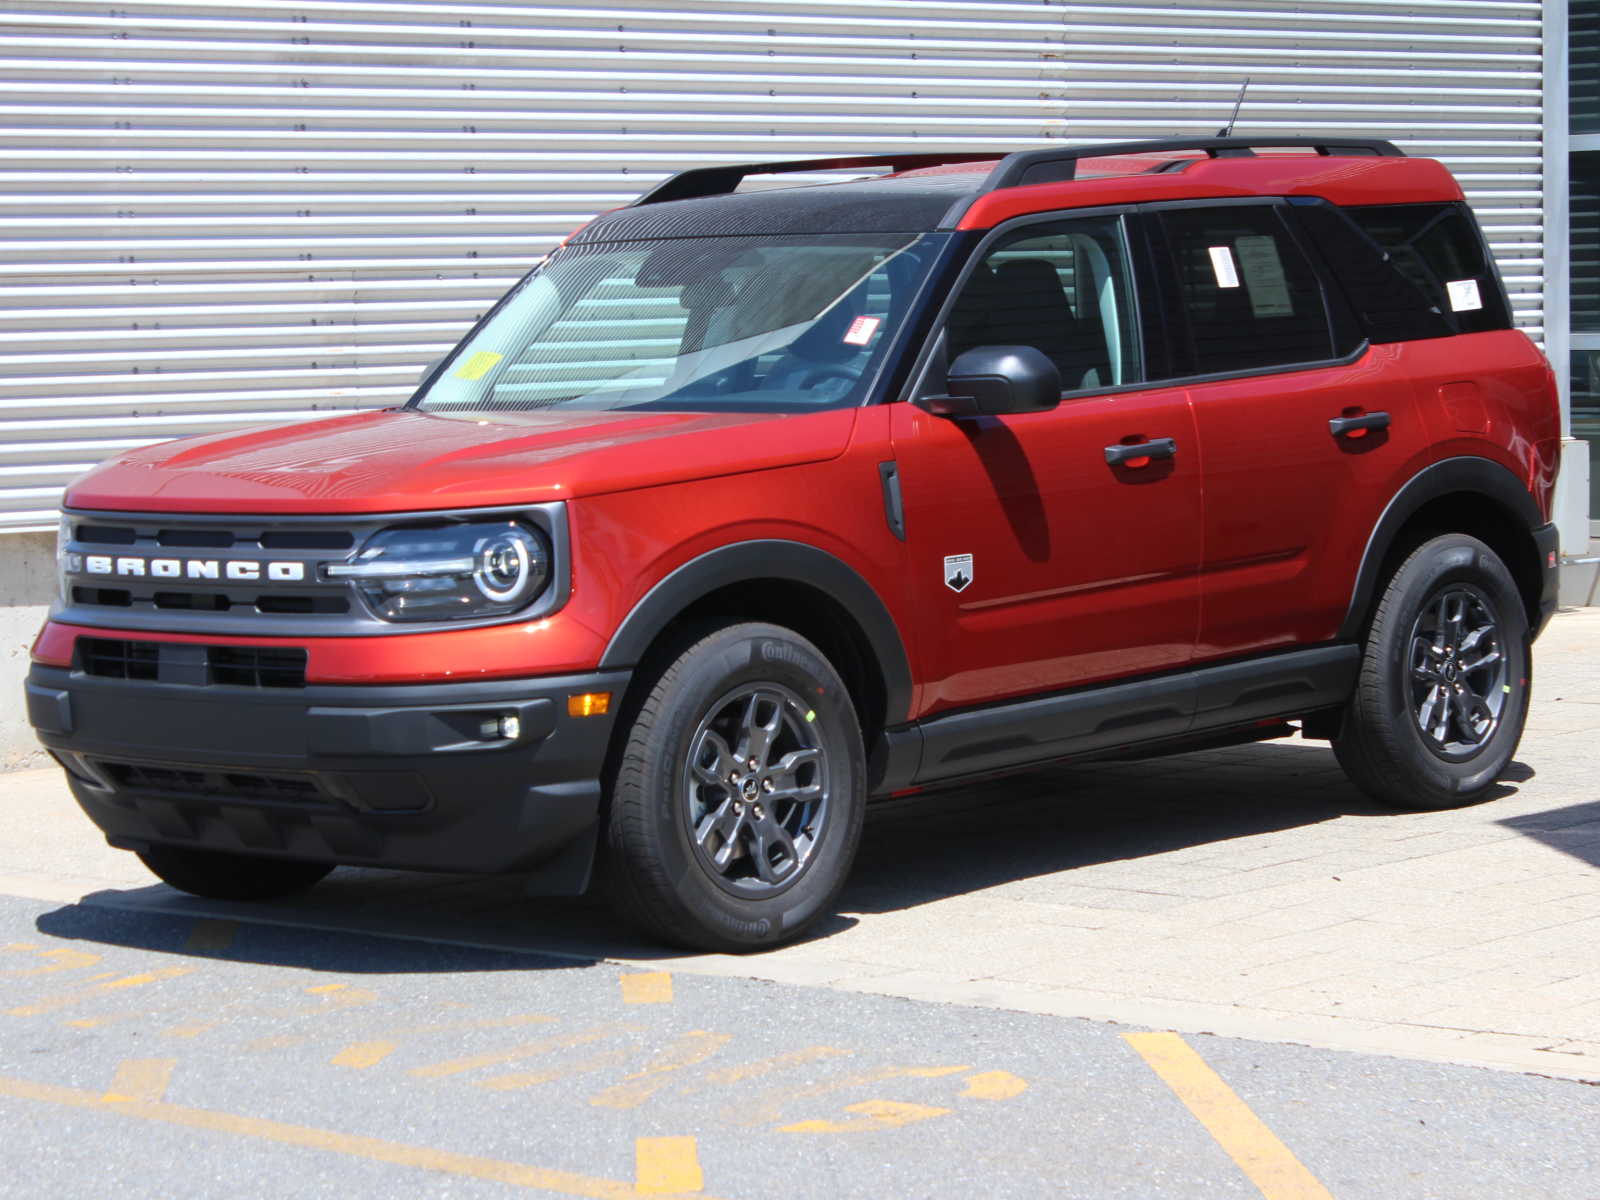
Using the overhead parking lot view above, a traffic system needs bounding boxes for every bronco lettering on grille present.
[67,555,306,583]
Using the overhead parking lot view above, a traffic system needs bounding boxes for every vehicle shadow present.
[1497,797,1600,870]
[31,738,1528,968]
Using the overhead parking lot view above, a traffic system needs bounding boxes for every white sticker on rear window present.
[842,315,881,346]
[1446,279,1483,312]
[1208,245,1241,289]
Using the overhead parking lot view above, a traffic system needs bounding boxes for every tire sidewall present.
[1373,536,1530,802]
[631,625,865,949]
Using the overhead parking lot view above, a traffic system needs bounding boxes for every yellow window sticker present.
[453,350,503,380]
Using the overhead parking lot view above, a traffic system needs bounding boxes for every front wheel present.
[605,622,866,952]
[137,845,334,900]
[1333,533,1531,810]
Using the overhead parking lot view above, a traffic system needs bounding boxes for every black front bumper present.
[26,664,629,881]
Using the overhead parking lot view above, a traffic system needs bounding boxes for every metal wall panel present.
[0,0,1546,529]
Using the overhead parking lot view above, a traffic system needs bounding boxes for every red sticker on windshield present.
[842,316,881,346]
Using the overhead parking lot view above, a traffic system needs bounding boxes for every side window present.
[1346,203,1512,335]
[1157,205,1336,375]
[946,214,1141,392]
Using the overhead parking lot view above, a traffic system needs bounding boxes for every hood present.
[65,406,858,515]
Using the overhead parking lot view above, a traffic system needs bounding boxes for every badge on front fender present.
[944,553,973,593]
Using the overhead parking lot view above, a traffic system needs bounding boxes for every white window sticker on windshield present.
[1207,245,1241,289]
[1446,279,1483,312]
[842,315,881,346]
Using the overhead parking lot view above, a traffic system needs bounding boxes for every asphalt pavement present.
[2,893,1597,1199]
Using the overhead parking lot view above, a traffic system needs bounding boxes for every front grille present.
[98,760,326,806]
[78,637,159,681]
[78,638,307,689]
[209,646,308,689]
[62,514,361,625]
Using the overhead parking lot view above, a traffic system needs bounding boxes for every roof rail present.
[633,153,1002,206]
[632,137,1405,207]
[978,136,1404,190]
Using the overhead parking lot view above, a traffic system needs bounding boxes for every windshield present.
[413,231,949,414]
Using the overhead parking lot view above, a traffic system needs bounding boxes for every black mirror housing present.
[922,345,1062,417]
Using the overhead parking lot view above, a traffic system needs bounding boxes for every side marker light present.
[568,692,611,718]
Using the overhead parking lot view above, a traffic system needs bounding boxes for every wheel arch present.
[1339,456,1546,643]
[599,540,914,742]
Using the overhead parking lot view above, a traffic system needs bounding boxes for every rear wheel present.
[1334,533,1530,810]
[137,845,333,900]
[605,622,865,952]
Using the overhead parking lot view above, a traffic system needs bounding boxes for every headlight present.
[328,520,551,623]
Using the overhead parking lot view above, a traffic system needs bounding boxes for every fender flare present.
[1338,456,1543,641]
[599,539,914,726]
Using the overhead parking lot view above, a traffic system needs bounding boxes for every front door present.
[891,212,1202,719]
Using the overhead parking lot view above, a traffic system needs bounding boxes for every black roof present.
[568,173,983,243]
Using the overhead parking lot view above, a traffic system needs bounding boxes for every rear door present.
[1142,200,1432,661]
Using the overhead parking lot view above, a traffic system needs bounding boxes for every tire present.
[137,845,334,901]
[605,621,866,953]
[1333,533,1531,811]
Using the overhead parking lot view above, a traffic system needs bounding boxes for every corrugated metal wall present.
[0,0,1546,530]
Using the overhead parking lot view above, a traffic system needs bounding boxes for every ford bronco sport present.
[27,137,1561,951]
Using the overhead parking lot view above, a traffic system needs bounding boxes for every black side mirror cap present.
[920,345,1062,417]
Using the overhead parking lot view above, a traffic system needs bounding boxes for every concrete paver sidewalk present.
[3,611,1599,1082]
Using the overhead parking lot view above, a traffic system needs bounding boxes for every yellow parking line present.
[620,972,673,1005]
[7,967,194,1017]
[960,1070,1027,1101]
[3,947,101,977]
[331,1041,398,1070]
[0,1070,732,1199]
[589,1031,732,1110]
[410,1022,616,1080]
[104,1058,176,1103]
[183,920,237,956]
[634,1136,703,1195]
[1124,1032,1333,1200]
[781,1099,950,1134]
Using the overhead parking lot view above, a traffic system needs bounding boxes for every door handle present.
[1105,437,1177,467]
[1329,411,1390,438]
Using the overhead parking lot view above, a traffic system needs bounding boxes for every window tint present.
[1347,203,1511,335]
[1158,205,1335,375]
[947,215,1140,392]
[1287,199,1453,343]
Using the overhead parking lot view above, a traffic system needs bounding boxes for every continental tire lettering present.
[758,640,810,671]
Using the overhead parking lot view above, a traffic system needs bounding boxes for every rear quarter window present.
[1344,202,1512,336]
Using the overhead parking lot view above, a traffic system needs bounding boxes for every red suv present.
[27,138,1561,951]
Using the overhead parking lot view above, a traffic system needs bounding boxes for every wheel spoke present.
[1458,623,1493,656]
[690,729,738,788]
[739,692,782,768]
[1457,690,1495,741]
[1416,685,1443,742]
[694,796,744,862]
[765,747,823,801]
[748,809,800,884]
[1430,687,1454,744]
[1459,647,1501,673]
[1445,592,1468,646]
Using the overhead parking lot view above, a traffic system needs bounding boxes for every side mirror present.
[921,345,1062,417]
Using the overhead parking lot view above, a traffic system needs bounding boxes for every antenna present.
[1217,78,1250,138]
